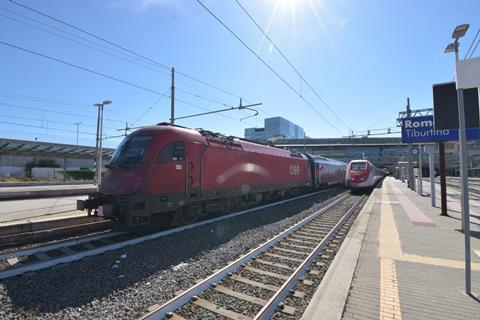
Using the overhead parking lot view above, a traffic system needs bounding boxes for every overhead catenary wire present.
[0,112,107,129]
[0,91,135,122]
[234,0,352,133]
[361,110,399,132]
[1,7,155,67]
[130,88,171,127]
[175,71,244,101]
[0,10,171,75]
[0,120,97,136]
[0,91,91,107]
[176,87,231,107]
[0,41,168,96]
[4,2,258,128]
[196,0,343,136]
[1,9,224,125]
[8,0,171,72]
[0,128,103,144]
[8,0,249,104]
[4,0,267,137]
[174,97,256,127]
[467,33,480,59]
[0,101,125,124]
[464,28,480,59]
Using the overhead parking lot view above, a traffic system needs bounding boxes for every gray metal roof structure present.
[0,138,115,159]
[274,136,403,147]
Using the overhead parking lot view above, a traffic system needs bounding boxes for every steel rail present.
[0,188,339,280]
[0,230,124,261]
[140,192,352,320]
[254,195,365,320]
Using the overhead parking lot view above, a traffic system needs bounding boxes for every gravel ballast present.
[0,188,345,319]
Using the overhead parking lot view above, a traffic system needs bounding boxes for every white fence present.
[31,167,64,180]
[0,166,25,178]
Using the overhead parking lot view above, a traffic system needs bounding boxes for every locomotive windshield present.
[110,135,152,166]
[351,162,367,171]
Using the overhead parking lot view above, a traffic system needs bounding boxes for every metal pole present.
[457,86,471,293]
[74,122,81,145]
[458,88,469,233]
[426,145,436,207]
[439,142,448,215]
[97,104,104,186]
[95,105,101,186]
[418,144,423,195]
[406,98,415,190]
[303,131,306,153]
[453,41,471,294]
[170,67,175,124]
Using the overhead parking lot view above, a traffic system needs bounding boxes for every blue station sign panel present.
[401,116,456,143]
[401,115,480,143]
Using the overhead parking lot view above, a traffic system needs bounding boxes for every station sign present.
[401,115,480,143]
[433,82,479,130]
[402,116,453,143]
[456,57,480,89]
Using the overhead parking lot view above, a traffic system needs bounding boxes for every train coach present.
[345,159,385,190]
[78,123,346,227]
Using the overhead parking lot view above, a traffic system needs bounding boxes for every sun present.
[275,0,299,9]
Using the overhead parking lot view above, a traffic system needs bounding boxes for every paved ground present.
[0,184,95,200]
[0,196,87,223]
[304,177,480,320]
[0,184,94,193]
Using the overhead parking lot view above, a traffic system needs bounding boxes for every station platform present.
[303,177,480,320]
[0,183,95,200]
[0,196,87,224]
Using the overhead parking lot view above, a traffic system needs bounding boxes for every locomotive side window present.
[156,142,185,163]
[110,135,152,166]
[351,162,367,171]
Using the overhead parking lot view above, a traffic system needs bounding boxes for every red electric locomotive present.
[78,123,345,227]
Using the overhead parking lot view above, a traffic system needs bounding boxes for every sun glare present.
[273,0,300,11]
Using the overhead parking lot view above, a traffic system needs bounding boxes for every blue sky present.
[0,0,479,148]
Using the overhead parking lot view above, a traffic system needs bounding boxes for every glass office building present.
[245,117,305,141]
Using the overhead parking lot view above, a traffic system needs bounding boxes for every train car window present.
[351,162,367,171]
[156,142,185,163]
[110,135,152,166]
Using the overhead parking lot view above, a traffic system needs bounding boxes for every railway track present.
[435,180,480,199]
[141,193,365,320]
[422,178,480,199]
[0,189,339,280]
[446,182,480,199]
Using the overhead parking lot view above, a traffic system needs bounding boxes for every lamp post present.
[74,122,81,145]
[94,100,112,186]
[444,23,471,294]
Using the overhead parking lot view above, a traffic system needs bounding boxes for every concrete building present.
[245,117,305,141]
[244,128,266,141]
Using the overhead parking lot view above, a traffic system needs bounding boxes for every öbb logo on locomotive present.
[289,164,301,176]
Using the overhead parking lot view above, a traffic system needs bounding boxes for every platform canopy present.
[0,138,115,158]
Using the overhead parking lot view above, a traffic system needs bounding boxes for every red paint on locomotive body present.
[102,125,311,196]
[79,124,346,226]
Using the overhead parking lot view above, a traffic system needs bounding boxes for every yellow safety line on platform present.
[382,178,480,271]
[375,178,480,319]
[379,183,402,319]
